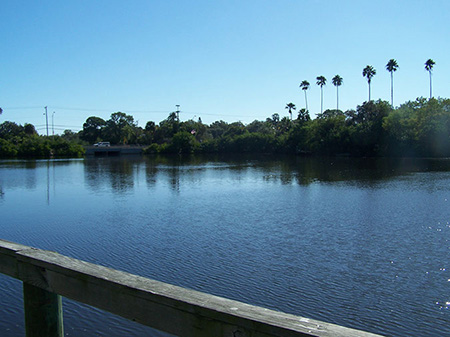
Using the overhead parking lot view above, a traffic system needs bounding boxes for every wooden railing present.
[0,239,383,337]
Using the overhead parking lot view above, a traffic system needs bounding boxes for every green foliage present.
[317,109,344,119]
[0,122,85,158]
[17,136,51,158]
[81,116,106,143]
[296,109,311,124]
[144,143,163,154]
[347,100,392,156]
[0,139,18,157]
[2,97,450,159]
[180,118,209,143]
[152,113,181,144]
[166,131,200,154]
[47,136,85,158]
[24,123,37,135]
[0,121,24,138]
[61,129,81,142]
[223,122,247,138]
[231,133,277,153]
[246,120,273,134]
[139,99,450,158]
[200,139,219,153]
[80,112,140,145]
[304,115,350,155]
[208,120,229,138]
[103,112,137,144]
[383,98,450,156]
[284,123,308,153]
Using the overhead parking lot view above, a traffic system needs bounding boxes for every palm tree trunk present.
[304,91,308,112]
[390,72,394,107]
[368,82,371,101]
[336,86,339,111]
[429,71,433,99]
[320,87,323,114]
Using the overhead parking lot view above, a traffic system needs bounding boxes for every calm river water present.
[0,155,449,336]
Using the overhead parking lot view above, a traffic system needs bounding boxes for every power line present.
[1,105,264,121]
[35,127,82,132]
[2,106,43,110]
[52,124,82,128]
[51,106,171,114]
[51,106,121,112]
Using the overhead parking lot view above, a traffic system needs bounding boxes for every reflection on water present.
[80,155,450,193]
[85,157,138,193]
[0,155,449,337]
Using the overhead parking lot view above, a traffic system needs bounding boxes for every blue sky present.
[1,0,449,134]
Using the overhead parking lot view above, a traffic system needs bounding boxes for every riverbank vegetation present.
[0,122,84,158]
[0,98,449,158]
[141,98,449,157]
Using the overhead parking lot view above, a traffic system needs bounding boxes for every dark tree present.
[316,76,327,113]
[24,123,37,135]
[285,102,296,120]
[297,108,311,123]
[0,121,23,138]
[362,65,376,101]
[425,59,435,99]
[81,116,106,144]
[299,80,310,112]
[386,59,399,107]
[332,75,343,111]
[103,112,137,144]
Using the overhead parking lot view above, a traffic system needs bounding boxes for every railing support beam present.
[0,239,384,337]
[23,282,64,337]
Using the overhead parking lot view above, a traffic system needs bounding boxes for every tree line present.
[0,121,84,158]
[0,96,448,159]
[62,98,450,157]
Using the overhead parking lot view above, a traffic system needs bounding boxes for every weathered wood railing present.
[0,239,383,337]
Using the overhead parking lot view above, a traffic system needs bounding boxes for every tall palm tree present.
[285,102,296,120]
[425,59,435,99]
[331,75,343,112]
[362,65,376,101]
[386,59,399,107]
[299,80,310,112]
[316,76,326,114]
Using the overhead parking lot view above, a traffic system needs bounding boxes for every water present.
[0,155,449,336]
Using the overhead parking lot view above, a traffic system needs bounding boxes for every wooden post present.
[23,282,64,337]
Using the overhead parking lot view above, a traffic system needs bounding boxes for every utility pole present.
[44,106,49,136]
[175,105,180,121]
[52,111,56,136]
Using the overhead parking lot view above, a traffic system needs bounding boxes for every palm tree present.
[285,102,296,120]
[331,75,343,112]
[425,59,435,99]
[299,80,310,112]
[386,59,399,107]
[362,65,376,101]
[316,76,326,114]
